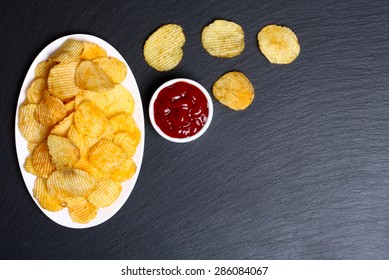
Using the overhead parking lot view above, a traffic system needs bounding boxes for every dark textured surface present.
[1,0,389,259]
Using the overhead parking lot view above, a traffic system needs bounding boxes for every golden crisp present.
[50,39,84,63]
[114,132,138,157]
[213,71,254,110]
[104,85,135,117]
[18,104,50,143]
[143,24,185,71]
[24,156,39,176]
[67,124,100,157]
[47,134,80,170]
[35,91,67,126]
[47,61,81,100]
[50,112,74,137]
[75,60,115,92]
[67,197,98,224]
[74,101,110,138]
[257,24,300,64]
[27,142,39,154]
[31,141,56,178]
[74,157,106,179]
[88,139,127,173]
[34,60,58,79]
[33,177,64,212]
[80,41,107,60]
[93,57,127,84]
[201,19,245,58]
[110,157,137,182]
[87,178,122,208]
[27,78,46,104]
[109,113,140,144]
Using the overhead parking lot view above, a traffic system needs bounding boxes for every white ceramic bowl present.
[149,78,213,143]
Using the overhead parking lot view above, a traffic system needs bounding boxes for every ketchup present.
[154,82,209,138]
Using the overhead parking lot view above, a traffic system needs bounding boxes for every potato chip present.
[143,24,185,71]
[47,135,80,170]
[114,132,138,157]
[75,60,115,92]
[88,139,127,173]
[257,24,300,64]
[68,124,100,157]
[50,112,74,137]
[47,169,97,199]
[212,71,254,110]
[35,91,67,126]
[80,41,107,60]
[110,157,136,182]
[74,101,109,138]
[67,197,98,224]
[93,57,127,84]
[27,142,39,154]
[87,178,122,208]
[74,157,106,179]
[18,104,50,143]
[27,78,46,104]
[47,61,81,100]
[64,100,75,115]
[34,60,58,79]
[32,141,56,178]
[75,90,107,111]
[49,39,84,63]
[24,156,39,176]
[109,113,141,144]
[201,19,245,58]
[104,85,135,117]
[33,177,64,212]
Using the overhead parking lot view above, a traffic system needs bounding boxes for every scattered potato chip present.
[18,104,50,143]
[74,157,106,179]
[75,60,115,92]
[34,60,58,79]
[32,141,56,178]
[50,39,84,63]
[114,132,138,157]
[201,19,245,58]
[67,197,97,224]
[75,90,107,111]
[64,100,75,115]
[110,157,137,182]
[88,139,127,173]
[24,156,39,176]
[47,61,81,100]
[27,78,46,104]
[50,112,74,137]
[33,177,64,212]
[47,135,80,170]
[213,71,254,110]
[27,142,39,154]
[257,24,300,64]
[74,101,109,138]
[87,178,122,208]
[109,113,140,144]
[143,24,185,71]
[93,57,127,84]
[68,124,100,157]
[104,85,135,117]
[35,91,67,126]
[80,41,107,60]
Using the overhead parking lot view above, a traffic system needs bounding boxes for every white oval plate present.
[14,34,145,229]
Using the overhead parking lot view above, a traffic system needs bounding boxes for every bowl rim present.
[149,78,213,143]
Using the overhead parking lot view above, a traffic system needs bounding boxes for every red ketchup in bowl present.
[153,82,209,138]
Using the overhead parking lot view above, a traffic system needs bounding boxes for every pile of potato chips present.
[19,39,141,224]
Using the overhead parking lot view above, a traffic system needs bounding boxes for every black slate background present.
[1,0,388,259]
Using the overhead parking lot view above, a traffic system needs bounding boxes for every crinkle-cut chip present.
[51,112,74,137]
[75,90,107,112]
[143,24,185,71]
[74,157,107,179]
[18,104,50,143]
[201,19,245,58]
[67,197,97,224]
[35,91,67,126]
[47,169,97,199]
[34,60,58,79]
[114,132,138,157]
[49,39,84,63]
[47,134,80,170]
[24,156,39,176]
[80,41,107,60]
[87,178,122,208]
[64,100,75,115]
[109,113,141,145]
[88,139,127,173]
[75,60,115,93]
[27,78,46,104]
[110,157,136,182]
[33,177,63,212]
[48,61,82,101]
[68,125,100,157]
[103,85,135,117]
[257,24,300,64]
[27,142,39,154]
[93,57,127,84]
[32,141,56,178]
[212,71,254,110]
[74,101,109,138]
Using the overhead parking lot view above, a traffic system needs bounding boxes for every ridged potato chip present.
[24,156,39,176]
[67,197,97,224]
[50,112,74,137]
[68,124,100,157]
[47,135,80,170]
[32,141,56,178]
[49,39,84,63]
[110,157,136,182]
[74,157,106,179]
[104,85,135,117]
[75,60,115,93]
[93,57,127,84]
[114,132,138,157]
[33,177,64,212]
[75,90,107,111]
[109,113,140,144]
[27,78,46,104]
[213,71,254,110]
[34,60,58,79]
[88,139,127,173]
[257,24,300,64]
[18,104,50,143]
[65,100,75,115]
[143,24,185,71]
[27,142,39,154]
[35,91,67,126]
[201,19,245,58]
[80,41,107,60]
[74,101,109,138]
[48,61,81,100]
[87,178,122,208]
